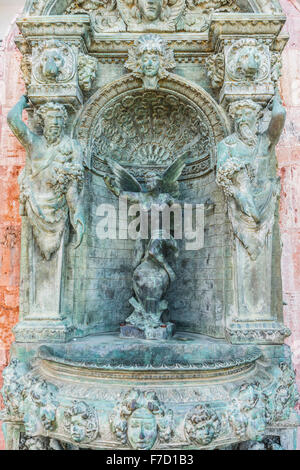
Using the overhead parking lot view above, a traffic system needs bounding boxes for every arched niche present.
[74,73,230,178]
[72,73,231,339]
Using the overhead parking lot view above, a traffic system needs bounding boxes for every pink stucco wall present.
[0,22,25,450]
[0,0,299,450]
[277,1,300,439]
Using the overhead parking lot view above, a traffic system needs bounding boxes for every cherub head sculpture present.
[111,389,173,450]
[235,382,261,412]
[121,0,185,31]
[229,382,267,442]
[64,401,99,443]
[144,171,162,192]
[132,0,169,22]
[125,34,175,89]
[229,99,261,147]
[184,405,221,446]
[37,102,68,145]
[1,359,30,416]
[78,54,98,92]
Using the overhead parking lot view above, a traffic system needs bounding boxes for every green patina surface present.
[0,0,299,451]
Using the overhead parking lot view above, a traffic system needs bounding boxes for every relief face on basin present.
[127,408,157,450]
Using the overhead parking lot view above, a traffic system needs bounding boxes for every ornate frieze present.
[1,357,298,449]
[26,0,280,35]
[66,0,127,32]
[17,15,91,40]
[226,323,291,344]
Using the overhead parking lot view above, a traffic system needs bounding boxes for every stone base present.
[120,322,175,340]
[2,334,298,450]
[13,320,74,343]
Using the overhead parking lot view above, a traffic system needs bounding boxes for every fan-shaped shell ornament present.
[90,90,213,180]
[135,144,171,165]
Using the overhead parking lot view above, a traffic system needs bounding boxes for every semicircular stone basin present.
[38,333,261,371]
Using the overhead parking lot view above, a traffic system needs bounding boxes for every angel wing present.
[160,135,201,196]
[160,152,187,196]
[106,157,142,193]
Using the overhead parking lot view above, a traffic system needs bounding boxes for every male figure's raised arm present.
[267,88,286,146]
[7,95,36,150]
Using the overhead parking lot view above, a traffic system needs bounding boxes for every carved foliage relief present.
[62,0,241,32]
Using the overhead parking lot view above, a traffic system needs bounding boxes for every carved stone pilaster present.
[216,95,287,343]
[16,15,93,109]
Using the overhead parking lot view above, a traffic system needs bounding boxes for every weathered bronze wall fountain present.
[1,0,299,450]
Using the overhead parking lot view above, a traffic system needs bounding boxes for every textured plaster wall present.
[0,0,299,450]
[0,21,25,449]
[0,0,25,40]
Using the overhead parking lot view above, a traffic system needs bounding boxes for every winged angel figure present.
[103,153,187,337]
